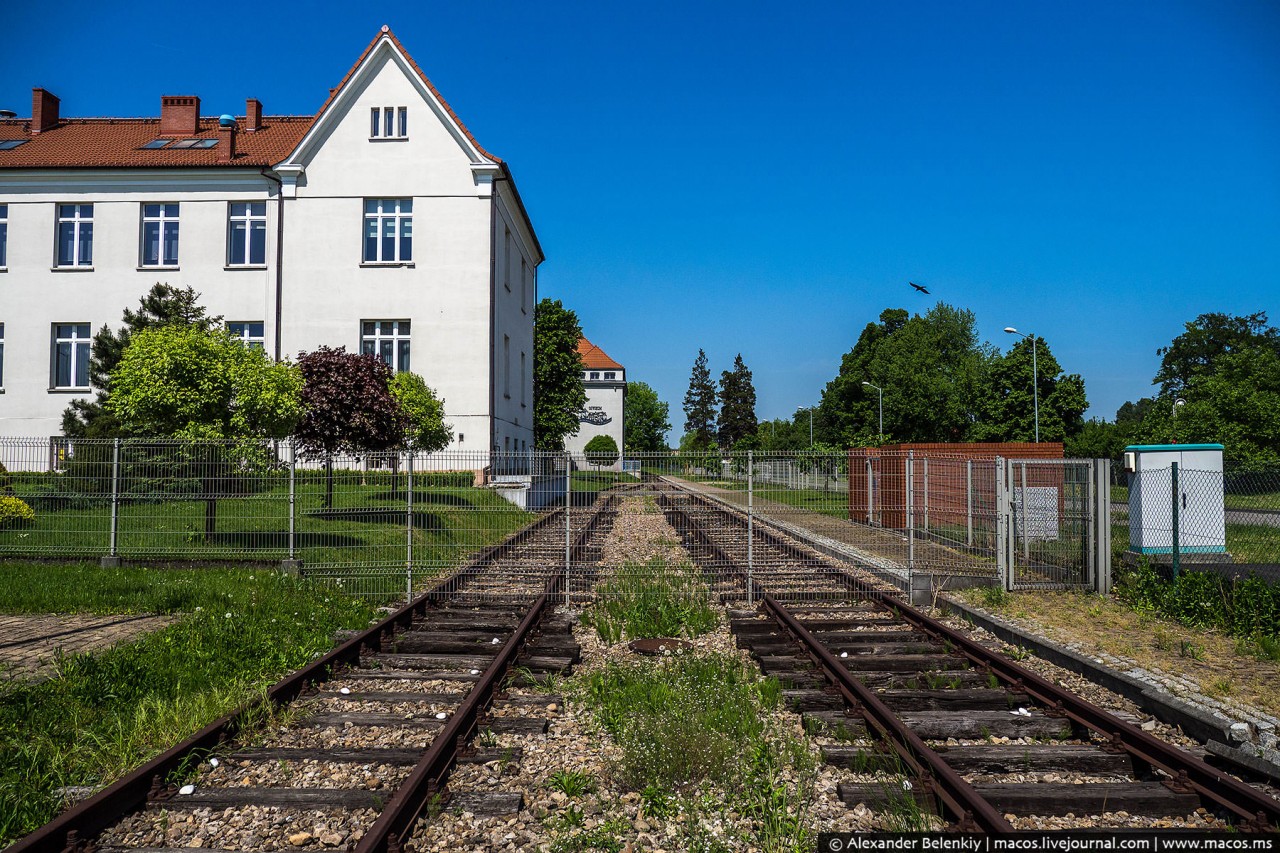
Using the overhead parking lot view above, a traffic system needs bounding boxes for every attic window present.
[140,139,170,149]
[168,139,217,149]
[370,107,407,139]
[0,140,28,150]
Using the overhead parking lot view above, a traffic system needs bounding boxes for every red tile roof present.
[0,116,313,168]
[578,338,624,371]
[0,27,498,171]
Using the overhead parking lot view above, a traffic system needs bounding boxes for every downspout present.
[261,169,286,363]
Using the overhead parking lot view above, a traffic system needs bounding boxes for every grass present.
[0,478,536,570]
[583,556,719,643]
[0,566,378,845]
[569,471,635,491]
[578,653,815,851]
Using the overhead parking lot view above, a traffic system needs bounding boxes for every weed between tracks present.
[580,556,719,643]
[0,566,377,845]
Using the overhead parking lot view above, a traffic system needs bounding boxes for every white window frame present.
[369,106,408,139]
[363,199,413,264]
[0,204,7,269]
[227,321,265,350]
[52,323,92,389]
[0,322,5,388]
[361,320,411,372]
[604,372,616,380]
[140,203,180,267]
[227,202,267,266]
[503,335,511,399]
[520,259,528,314]
[56,204,93,268]
[589,371,600,380]
[520,351,527,407]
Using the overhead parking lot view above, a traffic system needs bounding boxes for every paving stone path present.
[0,613,174,681]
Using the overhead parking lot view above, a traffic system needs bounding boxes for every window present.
[361,320,410,372]
[228,202,267,265]
[53,323,91,388]
[503,230,511,291]
[520,259,528,313]
[503,335,510,398]
[140,203,180,267]
[370,107,408,139]
[604,372,616,380]
[0,204,6,268]
[0,323,4,387]
[141,139,170,149]
[0,140,29,150]
[363,199,412,263]
[227,321,265,350]
[589,372,599,380]
[520,352,527,406]
[56,204,93,267]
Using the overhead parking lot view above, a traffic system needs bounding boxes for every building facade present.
[564,337,625,460]
[0,27,540,459]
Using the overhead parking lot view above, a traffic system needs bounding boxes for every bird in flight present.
[910,281,930,294]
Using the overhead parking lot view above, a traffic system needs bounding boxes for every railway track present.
[655,478,1280,833]
[10,495,618,853]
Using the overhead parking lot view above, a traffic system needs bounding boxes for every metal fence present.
[1113,461,1280,578]
[0,439,1119,602]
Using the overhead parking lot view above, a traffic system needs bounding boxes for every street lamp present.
[1003,327,1039,443]
[861,381,883,440]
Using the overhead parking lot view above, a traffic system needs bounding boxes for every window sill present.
[137,266,180,272]
[360,261,415,268]
[51,266,93,272]
[225,264,269,271]
[368,136,409,142]
[48,387,90,394]
[0,268,7,273]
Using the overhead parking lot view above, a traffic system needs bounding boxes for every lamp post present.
[861,381,883,440]
[1003,327,1039,443]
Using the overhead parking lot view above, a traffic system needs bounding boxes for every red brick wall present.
[848,442,1063,529]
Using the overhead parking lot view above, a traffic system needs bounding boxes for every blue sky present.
[3,1,1277,438]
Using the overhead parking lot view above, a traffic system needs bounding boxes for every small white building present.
[0,27,540,461]
[564,337,625,462]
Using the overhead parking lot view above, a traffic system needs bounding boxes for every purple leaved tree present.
[294,346,406,508]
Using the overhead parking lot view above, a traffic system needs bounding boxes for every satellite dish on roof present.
[218,114,236,128]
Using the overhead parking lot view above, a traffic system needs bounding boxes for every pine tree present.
[682,349,718,450]
[718,353,757,448]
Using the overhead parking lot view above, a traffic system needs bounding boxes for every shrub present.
[0,462,12,496]
[0,496,35,528]
[583,434,620,468]
[1115,560,1280,642]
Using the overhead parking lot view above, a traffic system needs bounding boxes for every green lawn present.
[570,470,636,491]
[0,564,379,845]
[1,478,535,570]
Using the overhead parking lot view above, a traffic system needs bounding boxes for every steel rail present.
[667,483,1280,831]
[7,505,589,853]
[354,492,618,853]
[760,592,1014,833]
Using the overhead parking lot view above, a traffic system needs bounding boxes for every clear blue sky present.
[4,1,1277,439]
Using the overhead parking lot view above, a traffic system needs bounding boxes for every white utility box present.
[1123,444,1226,556]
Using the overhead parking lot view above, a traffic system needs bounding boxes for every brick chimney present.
[217,121,237,163]
[160,96,200,136]
[32,88,60,133]
[245,98,262,132]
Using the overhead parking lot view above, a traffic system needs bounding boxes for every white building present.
[564,337,625,461]
[0,27,540,460]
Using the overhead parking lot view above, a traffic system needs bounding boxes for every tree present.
[1154,311,1280,397]
[295,347,405,507]
[390,372,453,453]
[1064,418,1126,460]
[718,354,757,448]
[624,381,671,453]
[63,283,222,438]
[682,349,718,450]
[533,299,587,449]
[818,304,994,446]
[583,434,620,469]
[107,325,302,539]
[972,335,1087,443]
[107,326,301,440]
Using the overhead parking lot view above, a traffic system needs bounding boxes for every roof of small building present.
[578,338,623,371]
[0,27,497,171]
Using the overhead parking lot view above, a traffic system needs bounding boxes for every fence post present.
[406,451,414,603]
[1093,458,1112,595]
[906,451,915,575]
[1171,461,1180,580]
[564,453,571,605]
[866,456,874,525]
[102,438,122,568]
[966,459,974,547]
[1020,462,1030,563]
[995,457,1010,590]
[281,443,301,575]
[747,450,754,606]
[922,457,929,532]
